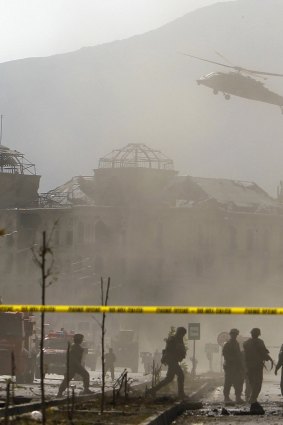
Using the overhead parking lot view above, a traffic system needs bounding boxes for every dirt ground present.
[1,374,218,424]
[175,378,283,425]
[3,392,184,425]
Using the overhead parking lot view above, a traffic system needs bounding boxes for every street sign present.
[188,323,200,340]
[217,331,229,347]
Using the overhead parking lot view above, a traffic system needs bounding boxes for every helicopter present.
[182,53,283,113]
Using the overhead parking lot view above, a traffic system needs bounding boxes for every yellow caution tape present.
[0,305,281,314]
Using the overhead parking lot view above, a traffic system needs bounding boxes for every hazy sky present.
[0,0,232,63]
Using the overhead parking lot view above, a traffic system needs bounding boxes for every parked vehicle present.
[35,330,93,378]
[35,330,75,378]
[0,312,37,383]
[111,330,139,372]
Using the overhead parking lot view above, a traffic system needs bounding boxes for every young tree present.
[100,277,110,414]
[32,230,56,425]
[90,277,111,413]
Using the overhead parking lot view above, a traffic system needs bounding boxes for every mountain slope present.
[0,0,283,193]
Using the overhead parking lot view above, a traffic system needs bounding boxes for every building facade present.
[1,143,283,308]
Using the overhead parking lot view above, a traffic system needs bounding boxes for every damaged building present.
[1,142,283,306]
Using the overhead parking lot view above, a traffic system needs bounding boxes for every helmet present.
[229,328,239,335]
[176,327,187,336]
[73,333,84,344]
[251,328,261,337]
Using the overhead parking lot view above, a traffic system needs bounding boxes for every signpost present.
[188,323,200,379]
[188,323,200,340]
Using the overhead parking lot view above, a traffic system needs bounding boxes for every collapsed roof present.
[98,143,174,170]
[166,176,280,213]
[40,176,94,207]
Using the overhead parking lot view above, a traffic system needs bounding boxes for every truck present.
[35,330,75,378]
[35,330,91,378]
[0,312,37,383]
[111,330,139,373]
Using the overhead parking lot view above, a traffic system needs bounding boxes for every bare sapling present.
[100,277,110,414]
[151,360,155,388]
[151,360,161,388]
[124,371,128,399]
[32,229,57,425]
[11,351,15,403]
[113,369,127,402]
[4,379,11,425]
[66,342,74,424]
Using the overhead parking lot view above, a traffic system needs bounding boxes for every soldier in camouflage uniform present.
[243,328,273,413]
[147,327,187,399]
[274,344,283,396]
[222,328,245,405]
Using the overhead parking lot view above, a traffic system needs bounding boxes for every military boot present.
[250,402,265,414]
[224,397,235,406]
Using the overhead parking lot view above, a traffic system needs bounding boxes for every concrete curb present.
[139,382,212,425]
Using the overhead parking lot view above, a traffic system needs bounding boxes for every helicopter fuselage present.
[197,71,283,109]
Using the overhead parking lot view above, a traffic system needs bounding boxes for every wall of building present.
[0,174,40,208]
[1,173,283,309]
[93,167,176,206]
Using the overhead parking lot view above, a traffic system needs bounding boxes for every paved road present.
[177,377,283,424]
[0,370,151,402]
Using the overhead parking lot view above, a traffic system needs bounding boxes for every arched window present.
[95,219,109,245]
[77,222,84,243]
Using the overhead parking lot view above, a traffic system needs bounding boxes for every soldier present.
[57,333,92,397]
[243,328,273,413]
[238,337,251,402]
[274,344,283,395]
[147,327,187,399]
[104,348,116,380]
[222,328,245,405]
[141,352,153,374]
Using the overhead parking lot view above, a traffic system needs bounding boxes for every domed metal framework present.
[98,143,174,170]
[0,145,36,175]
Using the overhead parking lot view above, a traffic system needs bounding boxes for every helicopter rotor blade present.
[213,51,265,79]
[242,68,283,77]
[180,53,235,69]
[181,52,283,78]
[214,50,235,67]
